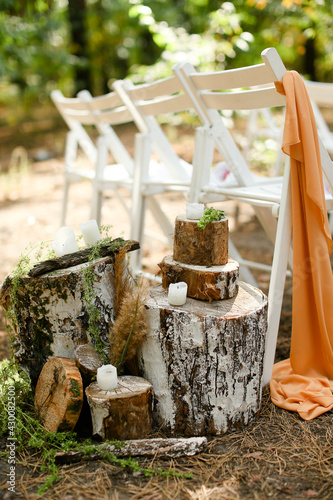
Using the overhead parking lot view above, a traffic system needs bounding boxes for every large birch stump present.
[173,215,228,266]
[158,255,239,301]
[0,253,131,386]
[34,357,83,432]
[86,376,153,441]
[139,283,267,436]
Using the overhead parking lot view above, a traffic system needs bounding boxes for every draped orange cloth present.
[270,71,333,420]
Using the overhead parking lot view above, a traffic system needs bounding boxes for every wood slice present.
[34,357,83,433]
[74,344,103,386]
[173,215,228,266]
[158,255,239,301]
[139,282,267,436]
[86,376,153,441]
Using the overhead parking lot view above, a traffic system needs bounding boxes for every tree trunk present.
[158,255,239,301]
[0,255,130,386]
[173,215,228,266]
[68,0,91,93]
[139,282,267,436]
[86,376,153,441]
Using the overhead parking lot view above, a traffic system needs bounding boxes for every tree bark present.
[35,357,83,433]
[0,255,130,386]
[68,0,91,93]
[86,376,153,441]
[139,282,267,436]
[158,255,239,301]
[173,215,228,266]
[74,344,103,386]
[56,436,207,463]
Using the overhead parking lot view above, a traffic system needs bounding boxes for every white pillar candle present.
[97,364,118,391]
[52,226,79,257]
[168,282,188,306]
[186,203,205,220]
[80,219,102,246]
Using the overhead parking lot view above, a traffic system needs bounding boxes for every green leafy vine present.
[197,207,225,230]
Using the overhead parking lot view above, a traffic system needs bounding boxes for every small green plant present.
[197,207,225,230]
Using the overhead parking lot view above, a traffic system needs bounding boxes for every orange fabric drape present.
[270,71,333,420]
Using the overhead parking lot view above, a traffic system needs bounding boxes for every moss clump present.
[197,207,225,230]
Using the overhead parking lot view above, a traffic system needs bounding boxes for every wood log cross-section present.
[86,376,154,441]
[139,283,268,436]
[34,357,84,433]
[173,215,228,266]
[159,255,239,301]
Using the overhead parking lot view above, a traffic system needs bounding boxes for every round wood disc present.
[34,356,83,432]
[159,255,239,301]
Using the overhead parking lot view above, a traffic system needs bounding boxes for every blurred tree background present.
[0,0,332,160]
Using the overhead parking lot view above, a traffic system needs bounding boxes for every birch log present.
[173,215,228,266]
[158,255,239,301]
[139,283,267,436]
[86,376,153,441]
[56,436,207,463]
[0,254,131,386]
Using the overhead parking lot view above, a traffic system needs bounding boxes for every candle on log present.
[97,364,118,391]
[186,203,205,220]
[168,282,188,306]
[80,219,102,246]
[52,226,78,257]
[86,376,153,440]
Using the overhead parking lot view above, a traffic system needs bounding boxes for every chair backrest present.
[51,89,134,175]
[173,48,333,194]
[112,76,194,183]
[304,80,333,155]
[51,89,98,164]
[77,90,134,176]
[173,49,287,188]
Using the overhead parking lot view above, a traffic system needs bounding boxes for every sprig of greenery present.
[197,207,225,230]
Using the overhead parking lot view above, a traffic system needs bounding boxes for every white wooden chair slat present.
[138,93,192,116]
[129,75,181,100]
[188,63,278,90]
[84,91,124,111]
[201,88,286,111]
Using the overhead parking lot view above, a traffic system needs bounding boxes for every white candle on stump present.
[97,364,118,391]
[168,282,188,306]
[52,226,79,257]
[186,203,205,220]
[80,219,102,246]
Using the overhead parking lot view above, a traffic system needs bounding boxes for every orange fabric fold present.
[270,71,333,420]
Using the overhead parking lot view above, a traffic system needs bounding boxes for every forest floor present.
[0,122,332,499]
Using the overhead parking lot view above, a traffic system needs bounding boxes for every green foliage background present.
[0,0,332,109]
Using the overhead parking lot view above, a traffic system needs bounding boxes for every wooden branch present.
[28,239,140,277]
[56,436,207,464]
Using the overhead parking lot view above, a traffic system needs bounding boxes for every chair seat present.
[202,177,333,210]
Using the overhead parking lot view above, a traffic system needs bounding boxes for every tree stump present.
[74,344,104,386]
[0,254,132,386]
[34,357,83,433]
[158,255,239,301]
[86,376,153,441]
[173,215,228,266]
[139,282,267,436]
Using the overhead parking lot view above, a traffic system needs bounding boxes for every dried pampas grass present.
[109,249,150,371]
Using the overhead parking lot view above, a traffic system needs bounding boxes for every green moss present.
[69,378,81,398]
[197,207,225,230]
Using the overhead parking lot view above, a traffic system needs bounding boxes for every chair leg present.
[262,159,292,386]
[61,179,70,226]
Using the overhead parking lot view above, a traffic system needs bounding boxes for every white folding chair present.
[51,89,134,226]
[112,76,214,274]
[173,47,333,385]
